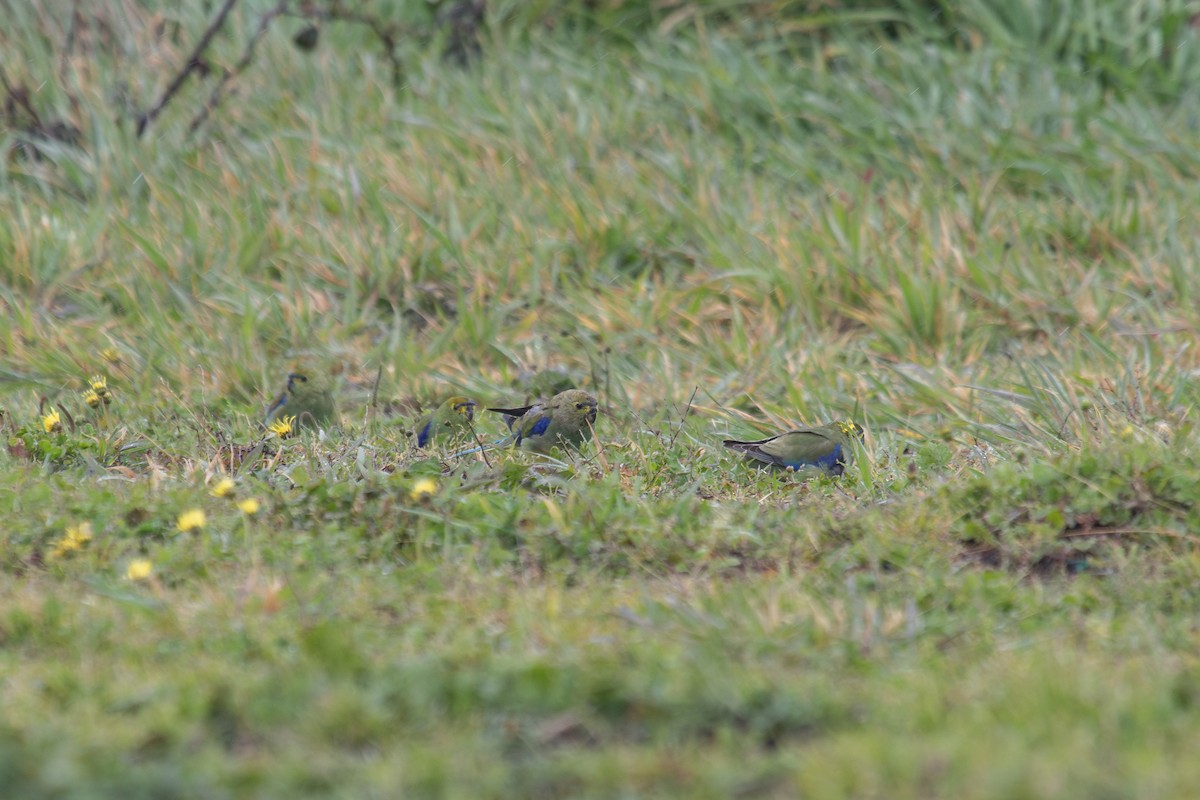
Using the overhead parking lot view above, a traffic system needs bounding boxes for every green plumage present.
[415,395,477,447]
[484,389,598,454]
[264,371,335,428]
[723,420,864,475]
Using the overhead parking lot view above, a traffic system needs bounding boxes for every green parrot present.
[723,420,864,476]
[415,395,478,447]
[456,389,599,456]
[264,371,336,428]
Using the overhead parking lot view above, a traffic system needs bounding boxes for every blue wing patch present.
[786,443,843,473]
[527,416,552,437]
[518,415,553,445]
[417,420,433,448]
[777,443,844,474]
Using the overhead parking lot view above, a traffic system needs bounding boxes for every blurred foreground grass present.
[3,1,1200,796]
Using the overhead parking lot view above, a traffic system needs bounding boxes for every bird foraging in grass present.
[455,389,599,456]
[264,370,335,429]
[723,420,864,476]
[414,395,478,447]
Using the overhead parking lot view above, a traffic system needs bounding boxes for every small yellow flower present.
[89,375,109,397]
[49,521,94,559]
[410,477,438,502]
[67,521,93,544]
[268,415,297,439]
[42,409,63,433]
[101,348,121,365]
[83,390,103,409]
[125,559,153,581]
[210,478,236,499]
[177,508,207,533]
[237,498,261,515]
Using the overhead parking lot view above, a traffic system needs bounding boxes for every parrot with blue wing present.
[454,389,598,456]
[415,395,478,447]
[264,370,335,428]
[723,420,864,476]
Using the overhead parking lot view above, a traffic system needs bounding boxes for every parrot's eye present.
[575,402,585,409]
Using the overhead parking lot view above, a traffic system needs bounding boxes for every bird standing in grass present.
[264,371,335,428]
[723,420,864,476]
[455,389,599,456]
[415,396,478,447]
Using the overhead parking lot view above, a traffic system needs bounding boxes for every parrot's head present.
[553,389,598,427]
[446,395,477,423]
[286,371,331,399]
[836,420,865,441]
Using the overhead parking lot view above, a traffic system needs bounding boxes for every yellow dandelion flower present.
[177,508,207,533]
[101,347,121,364]
[268,415,297,439]
[49,521,94,559]
[89,375,109,397]
[409,477,438,502]
[67,521,93,545]
[210,478,236,499]
[237,498,261,515]
[42,409,62,433]
[125,559,153,581]
[83,390,103,409]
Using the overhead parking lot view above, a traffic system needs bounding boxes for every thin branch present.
[362,362,383,431]
[0,64,43,128]
[136,0,240,137]
[290,5,412,87]
[463,420,493,469]
[187,0,290,137]
[668,386,698,448]
[368,364,383,411]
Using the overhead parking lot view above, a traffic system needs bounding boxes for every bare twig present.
[136,0,240,137]
[294,5,411,86]
[187,0,290,137]
[668,386,698,448]
[365,363,383,427]
[0,64,43,128]
[467,420,492,469]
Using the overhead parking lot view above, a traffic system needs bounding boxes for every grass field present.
[4,1,1200,796]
